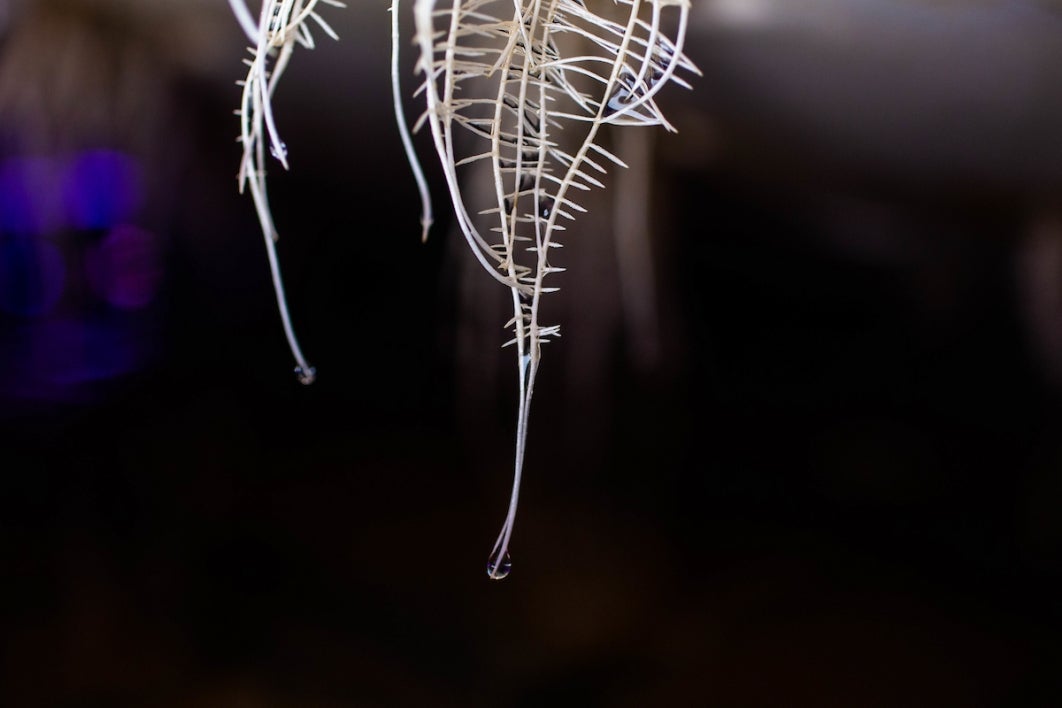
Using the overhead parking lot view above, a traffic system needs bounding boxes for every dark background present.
[2,1,1062,705]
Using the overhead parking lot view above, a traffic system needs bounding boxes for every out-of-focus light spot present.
[0,157,64,236]
[0,235,66,317]
[0,149,156,408]
[64,150,143,230]
[36,317,143,386]
[85,224,163,310]
[706,0,774,28]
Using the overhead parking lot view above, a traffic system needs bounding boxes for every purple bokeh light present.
[0,148,156,405]
[34,316,146,386]
[85,224,163,310]
[0,157,64,236]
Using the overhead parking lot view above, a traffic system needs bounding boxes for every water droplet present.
[294,365,316,385]
[539,196,554,219]
[270,142,287,161]
[486,550,511,580]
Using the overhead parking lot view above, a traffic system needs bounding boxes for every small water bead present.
[539,196,554,219]
[486,550,512,580]
[294,365,316,385]
[270,142,287,161]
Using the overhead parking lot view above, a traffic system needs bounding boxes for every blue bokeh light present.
[0,235,66,317]
[64,150,143,231]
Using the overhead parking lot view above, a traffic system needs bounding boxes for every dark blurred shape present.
[1017,213,1062,386]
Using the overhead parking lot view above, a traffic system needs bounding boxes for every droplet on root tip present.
[294,365,316,385]
[487,550,511,580]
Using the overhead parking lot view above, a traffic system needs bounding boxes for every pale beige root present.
[412,0,696,576]
[229,0,345,383]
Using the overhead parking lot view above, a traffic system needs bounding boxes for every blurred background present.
[2,0,1062,705]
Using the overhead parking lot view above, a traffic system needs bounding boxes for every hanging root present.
[411,0,695,578]
[392,0,435,242]
[229,0,345,382]
[226,0,696,576]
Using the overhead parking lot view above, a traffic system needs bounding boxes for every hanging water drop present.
[539,196,554,219]
[294,364,316,385]
[270,141,288,161]
[486,549,512,580]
